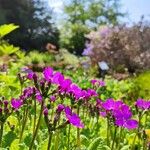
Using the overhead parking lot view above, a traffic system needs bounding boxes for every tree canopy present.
[0,0,59,50]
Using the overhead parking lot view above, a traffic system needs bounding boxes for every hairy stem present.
[19,107,28,142]
[77,105,80,149]
[111,127,117,150]
[0,123,4,147]
[29,99,44,150]
[47,131,53,150]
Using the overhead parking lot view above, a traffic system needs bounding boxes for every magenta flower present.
[91,79,97,85]
[124,119,138,129]
[102,99,123,111]
[59,79,72,93]
[52,72,64,84]
[113,104,132,120]
[3,100,9,107]
[102,98,115,111]
[96,99,103,108]
[91,79,105,86]
[87,89,98,97]
[115,119,138,130]
[99,111,107,117]
[11,98,22,109]
[35,91,42,103]
[68,84,82,100]
[43,67,53,81]
[57,104,65,112]
[27,72,37,80]
[135,99,150,110]
[43,108,48,116]
[23,87,34,99]
[65,107,84,128]
[50,95,56,102]
[99,80,105,86]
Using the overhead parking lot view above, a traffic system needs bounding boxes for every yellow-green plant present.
[0,24,20,56]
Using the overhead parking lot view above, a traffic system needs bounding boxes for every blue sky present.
[48,0,150,23]
[121,0,150,23]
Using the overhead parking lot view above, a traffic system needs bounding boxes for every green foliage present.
[0,24,19,38]
[0,0,59,50]
[60,0,124,55]
[0,24,21,56]
[0,44,20,56]
[132,71,150,99]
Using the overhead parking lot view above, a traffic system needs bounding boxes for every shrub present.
[83,21,150,73]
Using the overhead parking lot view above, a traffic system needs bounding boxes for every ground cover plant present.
[0,66,150,150]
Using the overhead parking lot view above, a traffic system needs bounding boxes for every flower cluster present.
[91,79,105,87]
[135,98,150,110]
[97,99,138,130]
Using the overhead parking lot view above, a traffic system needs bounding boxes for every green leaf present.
[40,139,48,150]
[0,24,19,38]
[120,145,130,150]
[88,137,101,150]
[0,44,20,55]
[10,139,20,150]
[3,131,17,148]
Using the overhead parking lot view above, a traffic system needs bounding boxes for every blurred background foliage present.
[0,0,59,50]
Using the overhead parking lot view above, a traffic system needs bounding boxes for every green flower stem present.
[33,99,37,134]
[143,112,148,150]
[19,107,28,142]
[0,123,4,147]
[47,131,53,150]
[54,130,60,150]
[77,105,81,149]
[29,99,45,150]
[132,113,142,150]
[51,103,54,121]
[111,127,117,150]
[107,117,110,146]
[67,125,71,150]
[117,127,123,150]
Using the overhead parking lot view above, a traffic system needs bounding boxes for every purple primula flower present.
[91,79,105,87]
[3,100,9,107]
[35,91,42,103]
[102,98,115,111]
[99,80,105,86]
[57,104,65,113]
[124,119,138,129]
[113,104,132,120]
[96,99,103,108]
[68,84,81,94]
[50,95,56,102]
[43,67,53,81]
[23,87,34,99]
[80,90,89,100]
[65,106,84,128]
[135,98,150,110]
[27,72,35,80]
[115,119,138,130]
[87,89,98,97]
[91,79,97,85]
[11,98,22,109]
[52,72,64,84]
[68,84,82,100]
[43,108,48,116]
[59,79,72,93]
[99,111,107,117]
